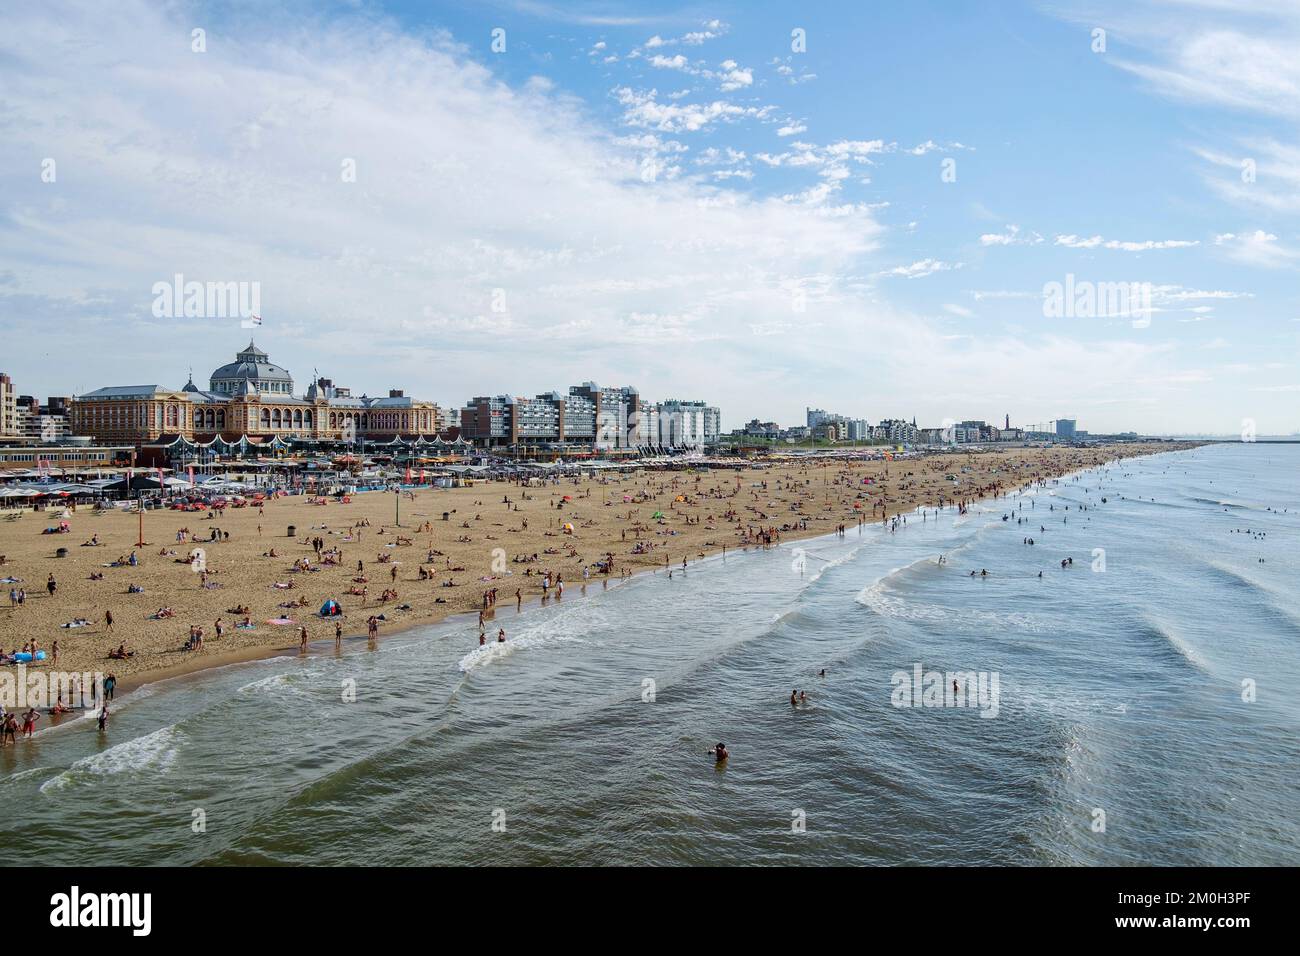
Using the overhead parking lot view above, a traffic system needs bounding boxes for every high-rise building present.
[806,407,833,428]
[0,373,17,439]
[15,395,71,442]
[1056,418,1077,439]
[458,386,720,452]
[654,400,717,448]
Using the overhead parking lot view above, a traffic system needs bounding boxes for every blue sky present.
[1,0,1297,433]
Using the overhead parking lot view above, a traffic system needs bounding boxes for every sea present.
[2,442,1297,865]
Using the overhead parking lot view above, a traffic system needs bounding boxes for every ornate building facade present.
[71,342,440,446]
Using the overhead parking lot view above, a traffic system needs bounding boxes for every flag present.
[157,467,166,488]
[188,465,195,486]
[405,466,412,483]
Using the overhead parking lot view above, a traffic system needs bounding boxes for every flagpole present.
[133,449,145,548]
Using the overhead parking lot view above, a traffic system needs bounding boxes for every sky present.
[0,0,1297,435]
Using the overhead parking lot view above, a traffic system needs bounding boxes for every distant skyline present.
[1,0,1297,433]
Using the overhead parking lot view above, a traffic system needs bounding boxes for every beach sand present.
[0,443,1192,688]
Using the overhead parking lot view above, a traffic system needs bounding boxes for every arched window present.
[304,411,313,427]
[329,413,337,428]
[273,409,282,428]
[261,409,271,428]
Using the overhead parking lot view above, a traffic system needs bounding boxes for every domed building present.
[208,341,295,396]
[71,339,444,451]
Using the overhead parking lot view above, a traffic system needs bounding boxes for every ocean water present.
[2,443,1297,866]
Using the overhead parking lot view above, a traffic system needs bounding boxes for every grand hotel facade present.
[71,342,442,448]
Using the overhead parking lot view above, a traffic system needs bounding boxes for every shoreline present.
[113,442,1198,697]
[0,442,1201,700]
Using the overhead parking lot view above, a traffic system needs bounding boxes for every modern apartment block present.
[0,373,17,439]
[460,385,720,452]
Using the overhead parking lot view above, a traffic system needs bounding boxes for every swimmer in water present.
[497,628,506,643]
[791,689,798,707]
[712,742,728,763]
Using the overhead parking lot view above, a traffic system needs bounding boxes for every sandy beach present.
[0,443,1192,688]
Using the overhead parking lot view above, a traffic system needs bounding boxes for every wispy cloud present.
[1054,234,1199,251]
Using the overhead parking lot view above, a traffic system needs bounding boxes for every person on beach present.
[105,609,114,632]
[104,674,116,701]
[47,574,57,598]
[21,707,40,738]
[299,626,309,651]
[97,704,109,731]
[335,621,343,648]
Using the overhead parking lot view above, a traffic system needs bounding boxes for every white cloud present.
[648,53,691,71]
[1114,26,1300,119]
[879,259,962,279]
[1195,139,1300,213]
[614,87,774,133]
[1213,229,1296,267]
[979,224,1043,246]
[1054,234,1199,251]
[717,60,753,91]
